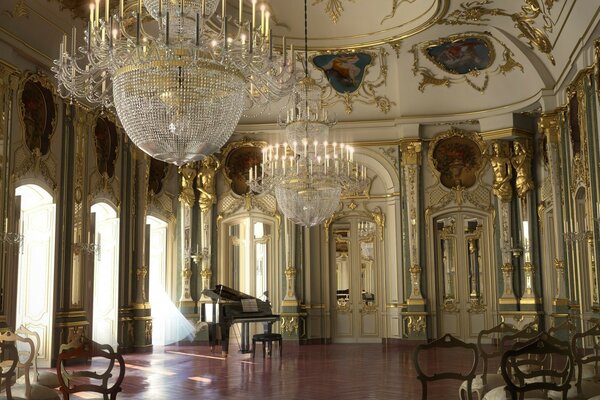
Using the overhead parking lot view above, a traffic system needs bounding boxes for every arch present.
[354,146,399,193]
[15,184,56,368]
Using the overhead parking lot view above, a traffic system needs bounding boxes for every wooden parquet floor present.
[54,342,476,400]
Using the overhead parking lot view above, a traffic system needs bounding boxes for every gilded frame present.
[219,138,267,198]
[421,33,496,75]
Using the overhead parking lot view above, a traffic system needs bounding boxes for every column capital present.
[538,112,561,144]
[400,141,422,166]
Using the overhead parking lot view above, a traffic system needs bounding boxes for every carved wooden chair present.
[414,333,478,400]
[0,330,60,400]
[459,322,519,400]
[545,324,600,399]
[56,337,125,400]
[480,326,544,400]
[0,336,19,400]
[15,325,60,389]
[481,333,573,400]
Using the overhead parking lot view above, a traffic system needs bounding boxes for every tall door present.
[331,219,380,343]
[91,203,120,349]
[15,185,56,368]
[433,213,492,342]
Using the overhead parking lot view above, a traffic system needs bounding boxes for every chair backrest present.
[0,330,35,399]
[0,336,19,399]
[477,322,518,383]
[501,332,573,399]
[548,319,578,342]
[571,323,600,392]
[15,324,41,383]
[56,336,125,399]
[413,333,478,400]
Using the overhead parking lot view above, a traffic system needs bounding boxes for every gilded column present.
[402,142,424,305]
[539,113,569,308]
[490,141,518,307]
[400,141,426,339]
[196,156,218,303]
[132,152,151,352]
[512,139,539,308]
[281,218,305,339]
[178,163,196,315]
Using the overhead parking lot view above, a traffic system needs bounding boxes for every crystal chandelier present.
[248,0,368,227]
[53,0,294,165]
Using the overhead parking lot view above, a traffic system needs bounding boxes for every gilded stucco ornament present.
[411,32,524,93]
[281,317,300,335]
[511,139,534,198]
[438,0,556,65]
[197,156,219,214]
[178,163,197,207]
[313,0,416,24]
[3,0,29,18]
[313,48,394,114]
[490,141,513,202]
[406,315,426,335]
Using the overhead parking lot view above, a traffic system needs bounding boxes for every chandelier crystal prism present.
[248,0,368,227]
[53,0,294,165]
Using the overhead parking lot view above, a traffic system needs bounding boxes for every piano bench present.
[252,333,282,358]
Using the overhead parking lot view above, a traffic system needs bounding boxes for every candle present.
[120,0,123,17]
[260,4,265,35]
[265,11,270,35]
[222,0,226,19]
[138,0,142,14]
[282,36,287,64]
[95,0,100,26]
[252,0,256,27]
[202,0,206,16]
[249,166,253,181]
[313,140,317,155]
[105,0,109,24]
[90,3,94,26]
[239,0,243,22]
[290,44,294,71]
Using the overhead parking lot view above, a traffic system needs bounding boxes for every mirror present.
[334,229,350,307]
[464,217,483,303]
[359,220,376,305]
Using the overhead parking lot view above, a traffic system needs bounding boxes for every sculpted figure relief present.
[197,156,219,214]
[490,141,513,202]
[512,140,535,198]
[178,163,197,207]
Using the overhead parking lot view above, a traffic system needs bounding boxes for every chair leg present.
[262,341,266,358]
[279,339,282,357]
[252,339,256,358]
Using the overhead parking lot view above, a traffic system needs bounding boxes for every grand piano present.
[201,284,279,355]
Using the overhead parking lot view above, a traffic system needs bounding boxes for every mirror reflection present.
[359,220,376,305]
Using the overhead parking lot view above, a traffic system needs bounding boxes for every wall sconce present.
[189,246,208,264]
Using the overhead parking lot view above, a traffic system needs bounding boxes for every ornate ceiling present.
[1,0,596,127]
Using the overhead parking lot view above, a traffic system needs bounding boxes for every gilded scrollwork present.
[381,0,417,24]
[3,0,29,18]
[405,315,427,335]
[411,32,524,93]
[314,48,394,114]
[438,0,556,64]
[281,316,300,335]
[359,303,378,314]
[313,0,352,23]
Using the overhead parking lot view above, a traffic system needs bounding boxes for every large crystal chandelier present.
[53,0,293,165]
[248,0,368,227]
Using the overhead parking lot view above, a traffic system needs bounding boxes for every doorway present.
[330,218,380,343]
[433,212,493,342]
[15,184,56,368]
[90,202,119,349]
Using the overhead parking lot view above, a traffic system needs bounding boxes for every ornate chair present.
[459,322,519,400]
[56,337,125,400]
[0,336,19,400]
[414,333,478,400]
[483,333,572,400]
[15,325,60,389]
[0,330,60,400]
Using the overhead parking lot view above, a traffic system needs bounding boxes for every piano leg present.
[220,323,230,356]
[240,322,250,353]
[208,323,218,353]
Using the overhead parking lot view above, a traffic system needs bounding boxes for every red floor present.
[48,342,479,400]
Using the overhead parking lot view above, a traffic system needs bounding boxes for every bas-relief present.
[94,117,118,178]
[224,145,262,196]
[148,158,169,197]
[431,135,484,189]
[20,80,55,156]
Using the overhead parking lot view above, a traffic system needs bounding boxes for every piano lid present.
[203,284,259,302]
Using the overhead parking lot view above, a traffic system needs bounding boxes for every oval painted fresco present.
[425,36,494,75]
[432,135,483,189]
[313,52,372,94]
[21,80,55,155]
